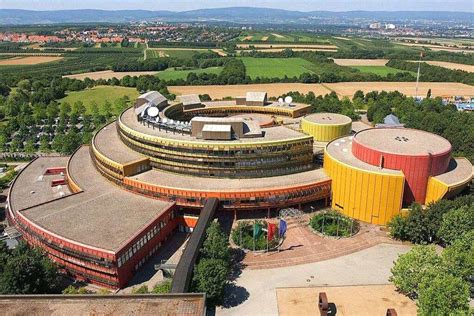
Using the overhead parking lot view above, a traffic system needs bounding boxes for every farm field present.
[239,57,316,79]
[59,86,139,113]
[63,70,159,80]
[238,48,338,53]
[351,66,415,76]
[237,43,338,49]
[157,67,223,81]
[394,42,474,53]
[332,59,389,66]
[409,61,474,73]
[0,56,63,65]
[146,48,211,59]
[169,82,474,99]
[236,31,330,43]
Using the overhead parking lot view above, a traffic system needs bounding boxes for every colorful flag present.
[279,219,287,238]
[253,223,262,239]
[267,223,277,241]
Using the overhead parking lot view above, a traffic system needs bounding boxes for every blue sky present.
[1,0,473,12]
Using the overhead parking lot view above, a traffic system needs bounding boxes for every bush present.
[417,273,470,316]
[131,285,149,294]
[309,210,359,237]
[152,279,172,294]
[389,245,442,296]
[387,214,408,240]
[438,206,474,245]
[441,231,474,281]
[62,285,89,294]
[231,220,279,250]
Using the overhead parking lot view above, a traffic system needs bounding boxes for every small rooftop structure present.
[202,124,232,140]
[236,92,267,106]
[134,91,168,115]
[376,114,405,128]
[190,116,263,139]
[179,94,202,110]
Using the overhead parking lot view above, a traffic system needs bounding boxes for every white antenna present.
[415,52,423,99]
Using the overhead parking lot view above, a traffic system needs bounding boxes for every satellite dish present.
[284,96,293,104]
[278,97,284,104]
[147,106,159,117]
[162,118,168,124]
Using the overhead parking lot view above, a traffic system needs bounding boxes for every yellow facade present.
[425,177,449,205]
[324,150,405,225]
[301,118,352,142]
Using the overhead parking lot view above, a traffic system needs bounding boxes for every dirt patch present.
[211,49,227,57]
[169,83,333,99]
[239,48,338,53]
[276,285,417,316]
[415,61,474,72]
[261,36,269,41]
[0,56,63,65]
[63,70,158,80]
[237,44,338,49]
[332,59,389,66]
[242,36,253,41]
[271,33,285,38]
[169,82,474,99]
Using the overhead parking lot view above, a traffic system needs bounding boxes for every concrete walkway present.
[217,243,412,316]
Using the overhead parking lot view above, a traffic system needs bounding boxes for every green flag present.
[253,223,262,239]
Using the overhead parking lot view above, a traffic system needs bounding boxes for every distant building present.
[179,94,202,110]
[369,22,382,29]
[375,114,405,128]
[385,24,396,30]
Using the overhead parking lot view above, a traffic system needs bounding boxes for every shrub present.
[387,214,408,240]
[438,206,474,245]
[131,285,149,294]
[231,220,279,250]
[441,231,474,281]
[417,273,470,316]
[309,210,359,237]
[389,245,442,296]
[403,204,431,244]
[152,279,172,294]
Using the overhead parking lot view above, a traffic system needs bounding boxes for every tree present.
[0,242,60,294]
[200,222,230,262]
[438,206,474,245]
[417,273,469,316]
[441,231,474,281]
[403,203,432,243]
[192,258,229,306]
[389,245,442,296]
[387,214,408,240]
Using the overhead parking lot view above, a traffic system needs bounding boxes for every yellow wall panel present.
[324,149,405,225]
[301,119,352,142]
[425,177,449,205]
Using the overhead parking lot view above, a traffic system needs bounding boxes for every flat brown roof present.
[354,128,452,156]
[0,294,206,316]
[15,147,173,252]
[433,157,473,185]
[94,122,145,164]
[9,157,71,213]
[304,113,352,125]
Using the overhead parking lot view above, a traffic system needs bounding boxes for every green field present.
[351,66,416,76]
[146,48,210,59]
[239,57,315,79]
[236,31,331,44]
[157,67,223,81]
[59,86,139,113]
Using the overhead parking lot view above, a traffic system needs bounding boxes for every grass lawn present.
[351,66,416,76]
[146,49,210,59]
[157,67,223,81]
[59,86,139,114]
[239,57,316,79]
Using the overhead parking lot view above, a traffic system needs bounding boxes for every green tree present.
[389,245,442,296]
[0,242,60,294]
[200,222,230,262]
[404,203,431,244]
[387,214,408,240]
[192,258,229,306]
[441,231,474,281]
[438,206,474,245]
[417,273,469,316]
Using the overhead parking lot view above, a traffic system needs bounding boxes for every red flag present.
[267,223,277,241]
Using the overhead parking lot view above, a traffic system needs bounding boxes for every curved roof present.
[354,128,452,156]
[303,113,352,125]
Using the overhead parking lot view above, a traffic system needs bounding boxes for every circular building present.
[324,128,472,225]
[301,113,352,142]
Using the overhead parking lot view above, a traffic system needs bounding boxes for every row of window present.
[117,212,174,268]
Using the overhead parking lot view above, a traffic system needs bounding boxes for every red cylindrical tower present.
[352,128,451,205]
